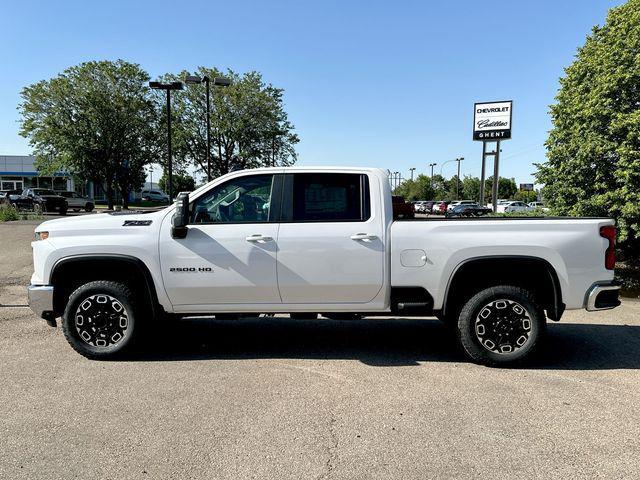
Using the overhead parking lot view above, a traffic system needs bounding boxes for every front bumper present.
[27,285,55,324]
[585,282,621,311]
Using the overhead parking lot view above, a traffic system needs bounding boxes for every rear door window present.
[287,173,370,222]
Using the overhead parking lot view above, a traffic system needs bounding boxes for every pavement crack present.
[318,413,338,480]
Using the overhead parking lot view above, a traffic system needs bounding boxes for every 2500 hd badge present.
[169,267,213,272]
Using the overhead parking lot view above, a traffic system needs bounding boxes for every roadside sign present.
[520,183,534,191]
[473,101,512,141]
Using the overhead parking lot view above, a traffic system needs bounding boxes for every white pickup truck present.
[27,167,620,366]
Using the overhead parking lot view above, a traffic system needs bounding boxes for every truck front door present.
[159,173,281,307]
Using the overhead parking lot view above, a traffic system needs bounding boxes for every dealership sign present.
[473,101,512,141]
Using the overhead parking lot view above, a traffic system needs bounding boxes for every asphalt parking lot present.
[1,220,639,479]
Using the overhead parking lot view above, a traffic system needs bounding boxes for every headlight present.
[34,231,49,241]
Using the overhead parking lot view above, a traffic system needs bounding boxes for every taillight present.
[599,226,616,270]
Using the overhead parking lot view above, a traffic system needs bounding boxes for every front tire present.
[85,203,94,212]
[62,281,139,359]
[457,286,546,367]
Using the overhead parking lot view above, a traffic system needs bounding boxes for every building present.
[2,154,152,202]
[0,155,73,192]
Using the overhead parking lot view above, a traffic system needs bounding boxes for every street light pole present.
[166,89,173,199]
[409,167,416,181]
[205,78,211,181]
[429,163,437,187]
[185,75,232,182]
[149,81,183,201]
[455,157,464,199]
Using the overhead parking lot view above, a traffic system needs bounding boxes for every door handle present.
[350,233,377,241]
[246,234,273,243]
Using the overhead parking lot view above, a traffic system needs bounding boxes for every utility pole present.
[429,163,437,187]
[409,167,416,181]
[455,157,464,199]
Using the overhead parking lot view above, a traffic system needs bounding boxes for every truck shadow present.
[129,317,640,370]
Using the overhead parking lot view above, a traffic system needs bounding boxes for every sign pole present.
[479,142,487,205]
[492,140,501,213]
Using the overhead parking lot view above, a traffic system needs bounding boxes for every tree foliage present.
[157,68,299,178]
[514,190,539,203]
[535,0,640,254]
[158,172,196,194]
[18,60,159,209]
[394,174,517,203]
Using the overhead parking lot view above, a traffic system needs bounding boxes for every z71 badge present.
[123,220,153,226]
[169,267,213,272]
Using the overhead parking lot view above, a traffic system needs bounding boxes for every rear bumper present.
[585,282,621,311]
[27,285,55,322]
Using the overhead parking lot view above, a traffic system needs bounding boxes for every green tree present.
[461,175,481,203]
[158,171,196,195]
[393,174,435,200]
[480,176,518,204]
[535,0,640,255]
[18,60,159,209]
[514,190,538,203]
[158,68,299,178]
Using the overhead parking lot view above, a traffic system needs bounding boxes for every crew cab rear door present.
[276,172,385,304]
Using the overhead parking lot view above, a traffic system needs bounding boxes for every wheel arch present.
[441,255,565,321]
[50,254,163,318]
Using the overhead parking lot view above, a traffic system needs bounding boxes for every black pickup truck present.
[8,188,68,215]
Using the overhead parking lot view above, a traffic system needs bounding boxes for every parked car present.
[498,201,531,213]
[1,189,31,209]
[59,191,95,212]
[421,201,436,214]
[21,188,67,215]
[141,189,170,203]
[28,167,620,367]
[445,204,492,218]
[528,201,549,212]
[413,201,433,214]
[447,200,477,212]
[392,195,415,219]
[431,201,449,214]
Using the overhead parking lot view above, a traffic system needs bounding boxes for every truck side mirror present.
[171,192,190,239]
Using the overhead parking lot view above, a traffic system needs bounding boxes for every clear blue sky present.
[0,0,623,185]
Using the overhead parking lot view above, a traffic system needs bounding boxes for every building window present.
[53,177,67,191]
[38,177,52,189]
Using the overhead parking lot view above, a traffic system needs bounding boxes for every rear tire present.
[85,203,94,212]
[456,285,546,367]
[62,281,140,359]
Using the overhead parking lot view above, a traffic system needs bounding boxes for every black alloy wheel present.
[62,281,140,359]
[457,285,546,367]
